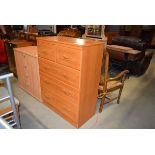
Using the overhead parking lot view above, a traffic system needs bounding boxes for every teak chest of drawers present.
[37,36,105,128]
[14,46,42,102]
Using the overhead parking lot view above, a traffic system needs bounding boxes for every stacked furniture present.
[37,36,105,128]
[107,36,153,76]
[14,46,42,102]
[57,28,81,38]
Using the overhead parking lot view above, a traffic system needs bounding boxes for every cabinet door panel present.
[14,51,26,89]
[24,55,33,94]
[26,55,42,101]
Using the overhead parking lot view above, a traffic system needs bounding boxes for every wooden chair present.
[98,51,129,113]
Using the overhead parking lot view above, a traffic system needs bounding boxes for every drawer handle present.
[26,83,29,86]
[43,80,50,85]
[43,66,49,70]
[63,74,68,79]
[44,95,50,100]
[41,50,48,55]
[63,89,70,96]
[63,55,69,60]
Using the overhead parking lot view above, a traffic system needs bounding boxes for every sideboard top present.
[14,46,38,57]
[37,36,105,47]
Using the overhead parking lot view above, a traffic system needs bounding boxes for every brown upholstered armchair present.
[107,35,153,76]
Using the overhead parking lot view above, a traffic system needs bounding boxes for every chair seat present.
[107,45,133,52]
[107,80,123,92]
[98,80,123,92]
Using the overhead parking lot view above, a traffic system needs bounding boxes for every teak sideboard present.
[37,36,105,128]
[14,46,42,102]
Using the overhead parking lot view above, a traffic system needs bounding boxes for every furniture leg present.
[117,87,123,104]
[99,93,106,113]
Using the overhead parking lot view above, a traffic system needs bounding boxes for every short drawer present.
[39,57,80,89]
[56,45,81,70]
[40,74,79,106]
[42,90,78,122]
[37,40,56,61]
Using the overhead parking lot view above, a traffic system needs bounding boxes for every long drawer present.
[40,73,79,106]
[42,89,78,122]
[39,57,80,89]
[56,45,81,70]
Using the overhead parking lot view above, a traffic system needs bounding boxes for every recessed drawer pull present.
[43,66,49,70]
[62,89,70,96]
[44,95,50,100]
[26,83,29,86]
[63,55,69,60]
[63,74,68,79]
[43,80,50,85]
[42,50,48,54]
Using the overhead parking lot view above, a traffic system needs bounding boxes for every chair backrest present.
[103,51,110,93]
[103,50,129,91]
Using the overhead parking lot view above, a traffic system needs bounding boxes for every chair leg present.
[99,94,106,113]
[117,87,123,104]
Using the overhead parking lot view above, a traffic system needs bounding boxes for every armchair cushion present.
[112,36,147,51]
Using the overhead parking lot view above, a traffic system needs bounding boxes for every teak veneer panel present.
[14,46,42,102]
[37,36,105,128]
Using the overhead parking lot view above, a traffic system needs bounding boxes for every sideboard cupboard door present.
[14,51,26,89]
[14,46,42,102]
[27,55,42,101]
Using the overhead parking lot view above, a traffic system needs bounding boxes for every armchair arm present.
[107,70,129,82]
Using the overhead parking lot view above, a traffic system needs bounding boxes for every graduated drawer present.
[56,45,81,70]
[40,74,79,106]
[37,40,56,61]
[39,57,80,89]
[42,89,78,122]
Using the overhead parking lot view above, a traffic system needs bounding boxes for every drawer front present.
[39,57,80,89]
[37,40,56,61]
[40,74,79,106]
[42,89,78,122]
[56,45,81,70]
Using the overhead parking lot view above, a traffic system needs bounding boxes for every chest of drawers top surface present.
[14,46,38,57]
[37,36,104,47]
